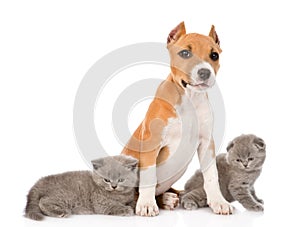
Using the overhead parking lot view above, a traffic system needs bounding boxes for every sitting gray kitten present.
[25,155,138,221]
[181,134,266,211]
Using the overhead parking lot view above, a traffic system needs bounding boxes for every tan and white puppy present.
[122,22,233,216]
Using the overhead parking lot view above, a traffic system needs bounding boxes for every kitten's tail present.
[24,188,44,221]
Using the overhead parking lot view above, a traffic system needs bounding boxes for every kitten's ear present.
[91,158,105,170]
[253,137,266,151]
[118,155,139,169]
[226,141,234,152]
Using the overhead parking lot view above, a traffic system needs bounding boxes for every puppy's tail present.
[24,188,44,221]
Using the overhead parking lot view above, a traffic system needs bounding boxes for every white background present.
[1,0,299,226]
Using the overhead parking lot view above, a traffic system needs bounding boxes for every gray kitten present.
[181,134,266,211]
[25,155,138,221]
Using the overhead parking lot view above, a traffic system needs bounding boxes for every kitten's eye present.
[248,157,254,161]
[103,178,110,183]
[178,49,193,59]
[236,159,241,162]
[118,179,125,182]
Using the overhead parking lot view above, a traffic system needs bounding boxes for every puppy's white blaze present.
[190,61,216,87]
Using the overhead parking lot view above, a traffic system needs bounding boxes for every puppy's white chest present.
[156,92,213,194]
[162,91,212,151]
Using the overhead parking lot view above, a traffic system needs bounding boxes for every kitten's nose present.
[243,162,248,167]
[112,185,117,189]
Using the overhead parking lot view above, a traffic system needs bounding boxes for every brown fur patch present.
[121,80,182,168]
[209,139,216,159]
[156,146,170,165]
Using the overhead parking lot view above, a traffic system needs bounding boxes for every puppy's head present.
[167,22,222,91]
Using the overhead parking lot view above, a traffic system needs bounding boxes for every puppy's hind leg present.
[156,188,181,210]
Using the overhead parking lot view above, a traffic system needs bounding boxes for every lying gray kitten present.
[181,134,266,211]
[25,155,138,220]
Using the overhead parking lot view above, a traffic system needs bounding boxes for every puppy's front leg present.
[136,151,159,217]
[198,137,233,215]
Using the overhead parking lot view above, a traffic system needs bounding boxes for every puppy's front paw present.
[136,198,159,217]
[208,198,233,215]
[160,192,179,210]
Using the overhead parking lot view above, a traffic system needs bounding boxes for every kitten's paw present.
[160,192,179,210]
[181,197,198,210]
[208,199,233,215]
[256,198,264,204]
[58,212,70,218]
[114,206,135,216]
[39,199,70,218]
[246,203,264,212]
[136,198,159,217]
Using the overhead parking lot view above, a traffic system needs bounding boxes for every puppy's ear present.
[167,21,186,45]
[253,137,266,151]
[226,141,234,152]
[91,158,104,170]
[209,25,220,46]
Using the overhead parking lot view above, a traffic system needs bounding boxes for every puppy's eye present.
[236,159,241,162]
[248,157,254,161]
[103,178,110,183]
[118,179,125,182]
[210,52,219,61]
[178,49,193,59]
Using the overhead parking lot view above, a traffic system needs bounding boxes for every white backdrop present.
[1,1,299,226]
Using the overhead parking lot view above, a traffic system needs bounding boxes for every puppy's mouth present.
[181,80,210,89]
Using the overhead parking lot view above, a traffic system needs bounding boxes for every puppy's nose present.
[197,68,211,81]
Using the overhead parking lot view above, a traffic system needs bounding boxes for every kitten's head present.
[226,134,266,171]
[91,155,138,192]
